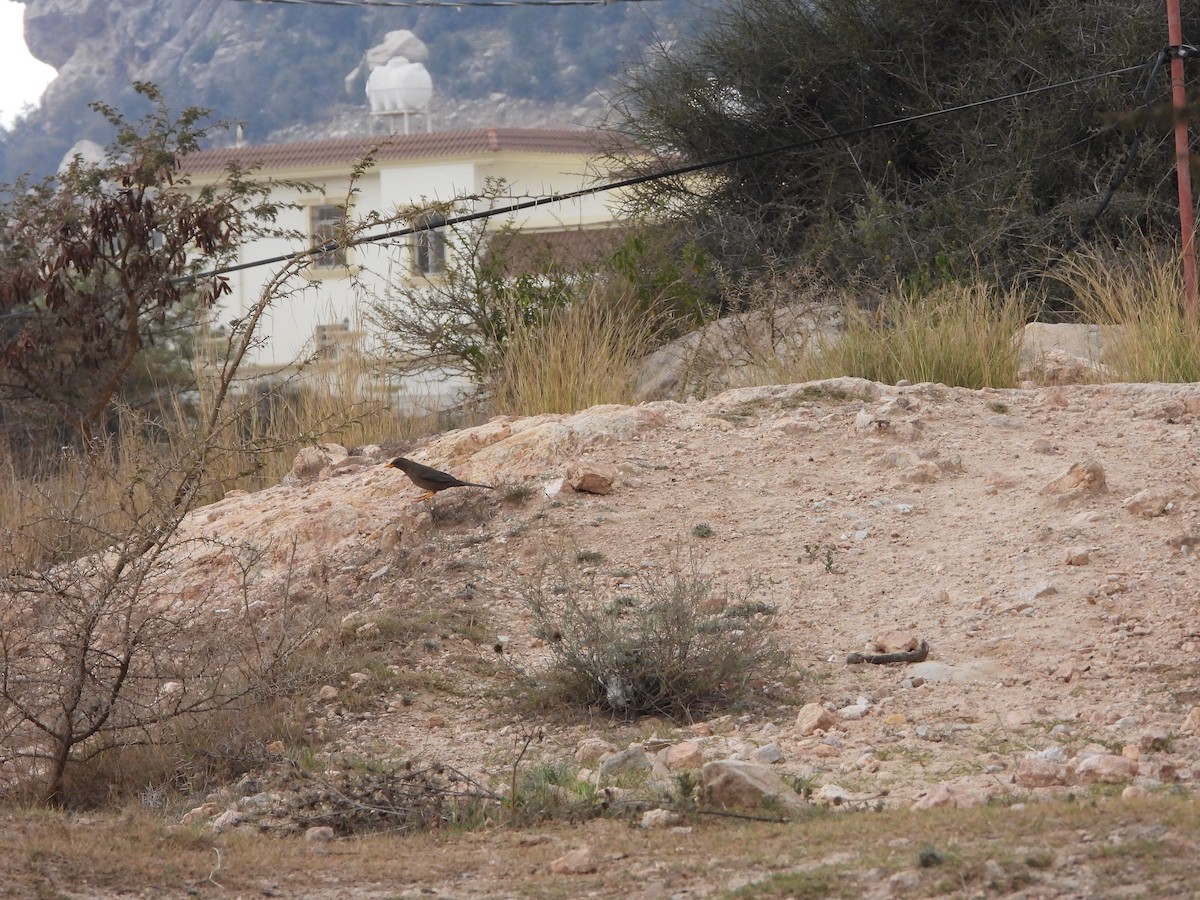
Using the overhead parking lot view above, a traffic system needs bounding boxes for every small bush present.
[524,555,789,719]
[511,760,598,821]
[56,701,307,809]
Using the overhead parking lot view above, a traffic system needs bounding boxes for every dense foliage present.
[612,0,1200,291]
[0,84,295,453]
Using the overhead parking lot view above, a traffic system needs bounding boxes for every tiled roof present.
[182,127,634,175]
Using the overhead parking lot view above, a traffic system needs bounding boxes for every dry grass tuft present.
[778,281,1029,389]
[1052,247,1200,383]
[490,285,657,416]
[0,349,434,568]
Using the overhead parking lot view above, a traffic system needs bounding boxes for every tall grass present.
[766,281,1030,389]
[490,285,657,416]
[1052,247,1200,383]
[0,349,432,567]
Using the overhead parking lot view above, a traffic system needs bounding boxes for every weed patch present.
[522,554,789,719]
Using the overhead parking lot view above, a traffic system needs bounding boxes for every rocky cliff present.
[3,0,698,181]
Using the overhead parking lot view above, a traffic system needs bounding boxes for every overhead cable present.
[183,59,1157,284]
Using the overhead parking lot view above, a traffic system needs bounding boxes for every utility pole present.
[1167,0,1198,317]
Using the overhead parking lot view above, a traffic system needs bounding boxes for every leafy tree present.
[0,85,333,807]
[0,82,295,454]
[611,0,1200,291]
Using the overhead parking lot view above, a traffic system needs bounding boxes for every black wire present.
[181,58,1154,285]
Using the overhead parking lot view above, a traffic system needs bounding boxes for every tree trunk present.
[42,734,72,806]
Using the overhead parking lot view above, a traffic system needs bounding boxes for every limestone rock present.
[1017,323,1112,385]
[180,803,220,826]
[872,631,921,653]
[837,697,871,721]
[901,461,941,483]
[1139,729,1171,753]
[1041,460,1107,504]
[283,446,329,486]
[639,809,682,829]
[1074,753,1139,784]
[631,303,844,401]
[452,405,667,481]
[574,738,618,765]
[701,760,807,814]
[911,782,984,810]
[1123,490,1171,518]
[211,809,244,834]
[549,846,597,875]
[599,745,651,778]
[813,783,863,806]
[1015,758,1070,788]
[754,742,784,764]
[795,702,838,736]
[1064,546,1091,566]
[662,741,706,771]
[565,461,617,495]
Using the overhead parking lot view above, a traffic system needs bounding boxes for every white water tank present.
[366,57,433,113]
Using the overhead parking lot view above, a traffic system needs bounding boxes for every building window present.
[315,320,355,359]
[310,204,347,269]
[411,216,446,275]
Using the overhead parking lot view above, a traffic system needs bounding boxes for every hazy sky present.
[1,1,57,127]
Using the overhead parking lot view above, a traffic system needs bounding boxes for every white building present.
[181,127,629,402]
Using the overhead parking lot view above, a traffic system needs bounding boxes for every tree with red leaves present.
[0,82,293,453]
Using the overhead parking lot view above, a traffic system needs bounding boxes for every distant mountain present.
[1,0,706,183]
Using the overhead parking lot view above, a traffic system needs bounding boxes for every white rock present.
[211,809,244,834]
[701,760,807,813]
[753,742,784,764]
[1074,753,1139,784]
[1123,490,1171,518]
[911,782,984,810]
[796,702,838,736]
[574,737,618,765]
[639,809,682,829]
[599,746,651,777]
[549,847,597,875]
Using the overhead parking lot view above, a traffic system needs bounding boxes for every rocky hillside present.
[2,0,701,181]
[154,373,1200,857]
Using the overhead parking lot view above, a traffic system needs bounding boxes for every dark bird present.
[387,456,494,501]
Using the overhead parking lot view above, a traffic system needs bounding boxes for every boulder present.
[701,760,807,814]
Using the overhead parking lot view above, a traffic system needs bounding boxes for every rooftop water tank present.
[366,57,433,114]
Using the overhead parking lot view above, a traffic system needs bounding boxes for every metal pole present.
[1167,0,1198,316]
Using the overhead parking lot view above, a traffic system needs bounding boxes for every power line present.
[183,58,1156,283]
[220,0,660,8]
